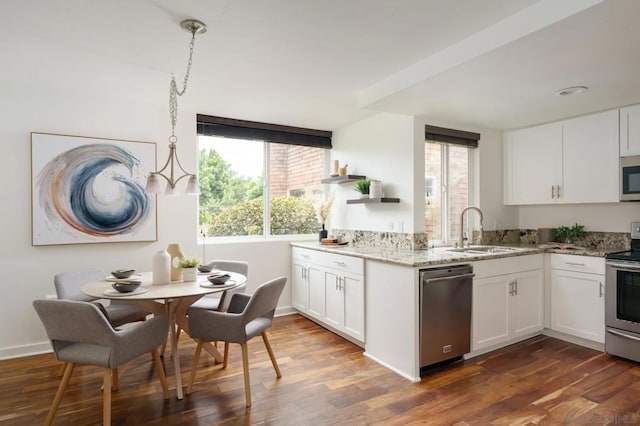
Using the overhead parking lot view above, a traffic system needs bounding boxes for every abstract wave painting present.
[31,133,157,245]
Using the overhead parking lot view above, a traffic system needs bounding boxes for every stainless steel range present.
[605,222,640,362]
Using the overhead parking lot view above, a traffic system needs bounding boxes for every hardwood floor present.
[2,314,640,425]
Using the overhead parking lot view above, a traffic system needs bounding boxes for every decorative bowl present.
[207,273,230,285]
[198,264,215,273]
[111,268,136,279]
[112,281,141,293]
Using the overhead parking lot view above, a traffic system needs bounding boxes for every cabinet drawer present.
[550,254,605,274]
[473,254,543,278]
[292,247,364,275]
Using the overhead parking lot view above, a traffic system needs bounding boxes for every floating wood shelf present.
[346,197,400,204]
[321,175,366,184]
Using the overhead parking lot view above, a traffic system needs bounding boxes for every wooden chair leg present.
[176,326,182,342]
[103,368,112,426]
[186,340,203,395]
[57,361,67,377]
[241,343,251,407]
[262,331,282,378]
[111,367,119,391]
[223,342,230,369]
[152,349,170,399]
[45,362,75,426]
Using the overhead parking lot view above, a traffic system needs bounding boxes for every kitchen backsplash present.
[331,228,630,251]
[479,229,630,251]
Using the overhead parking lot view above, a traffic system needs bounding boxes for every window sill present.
[199,234,318,245]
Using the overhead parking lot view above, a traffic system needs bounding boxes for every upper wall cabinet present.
[504,109,619,205]
[620,104,640,157]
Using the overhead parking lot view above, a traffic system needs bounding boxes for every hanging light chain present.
[169,30,198,141]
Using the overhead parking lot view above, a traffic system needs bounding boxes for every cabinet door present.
[551,269,605,343]
[343,272,364,341]
[510,270,544,339]
[473,276,510,351]
[562,110,619,203]
[504,122,562,205]
[291,262,308,311]
[307,264,325,319]
[324,270,343,328]
[620,104,640,156]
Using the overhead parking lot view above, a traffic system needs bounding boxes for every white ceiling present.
[3,0,639,131]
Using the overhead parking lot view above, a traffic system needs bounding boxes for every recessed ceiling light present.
[556,86,588,96]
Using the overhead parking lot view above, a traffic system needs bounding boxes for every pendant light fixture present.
[145,19,207,195]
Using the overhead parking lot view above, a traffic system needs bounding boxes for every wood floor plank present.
[2,315,640,425]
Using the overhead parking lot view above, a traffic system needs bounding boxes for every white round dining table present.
[82,271,246,399]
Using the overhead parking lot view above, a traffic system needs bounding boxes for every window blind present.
[425,125,479,148]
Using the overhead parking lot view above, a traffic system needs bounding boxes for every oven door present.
[620,156,640,201]
[605,261,640,334]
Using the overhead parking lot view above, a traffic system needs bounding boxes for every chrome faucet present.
[460,206,484,248]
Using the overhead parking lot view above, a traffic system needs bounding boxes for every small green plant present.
[178,256,200,268]
[554,223,587,243]
[354,179,371,194]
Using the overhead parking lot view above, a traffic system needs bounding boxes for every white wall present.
[518,203,640,232]
[330,113,417,233]
[0,83,293,359]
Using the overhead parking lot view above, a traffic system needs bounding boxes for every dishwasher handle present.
[423,273,475,285]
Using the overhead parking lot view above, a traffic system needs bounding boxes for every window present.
[197,115,330,238]
[424,125,479,245]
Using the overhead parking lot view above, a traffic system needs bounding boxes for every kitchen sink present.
[446,246,524,255]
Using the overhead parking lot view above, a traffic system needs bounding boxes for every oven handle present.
[606,262,640,272]
[607,328,640,343]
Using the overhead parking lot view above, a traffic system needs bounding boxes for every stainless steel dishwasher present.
[420,264,474,370]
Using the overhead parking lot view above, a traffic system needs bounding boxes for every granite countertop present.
[291,241,618,268]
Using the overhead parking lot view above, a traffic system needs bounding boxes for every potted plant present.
[178,256,200,281]
[316,193,335,241]
[554,223,587,244]
[354,179,371,198]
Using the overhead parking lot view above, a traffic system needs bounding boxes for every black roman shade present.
[197,114,332,149]
[425,125,480,148]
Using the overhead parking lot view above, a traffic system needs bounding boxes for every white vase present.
[182,267,197,282]
[152,250,171,285]
[167,243,184,281]
[370,180,382,198]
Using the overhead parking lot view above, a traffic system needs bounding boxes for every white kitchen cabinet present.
[472,255,544,352]
[504,109,619,205]
[504,122,561,204]
[620,104,640,156]
[291,246,365,344]
[550,254,605,343]
[324,269,364,341]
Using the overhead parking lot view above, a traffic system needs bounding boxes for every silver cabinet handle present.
[334,261,347,267]
[557,185,561,198]
[565,262,586,267]
[508,280,516,296]
[514,280,518,296]
[551,186,554,199]
[301,253,310,259]
[599,282,604,298]
[335,276,339,290]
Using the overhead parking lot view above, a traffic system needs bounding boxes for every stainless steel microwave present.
[621,156,640,201]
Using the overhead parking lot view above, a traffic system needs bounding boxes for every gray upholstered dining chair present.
[54,269,149,327]
[33,299,170,426]
[189,260,249,312]
[174,260,248,345]
[186,276,286,407]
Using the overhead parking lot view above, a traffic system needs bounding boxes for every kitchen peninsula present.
[291,238,621,382]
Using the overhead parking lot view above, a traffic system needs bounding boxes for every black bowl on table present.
[207,273,230,285]
[111,268,136,279]
[198,264,215,273]
[112,281,141,293]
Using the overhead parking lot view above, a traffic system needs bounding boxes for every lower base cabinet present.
[472,255,544,352]
[292,247,364,343]
[550,254,605,344]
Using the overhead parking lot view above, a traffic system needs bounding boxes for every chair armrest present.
[227,293,251,314]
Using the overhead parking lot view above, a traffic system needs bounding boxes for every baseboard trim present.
[0,341,52,361]
[275,306,296,317]
[363,351,421,383]
[542,328,604,352]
